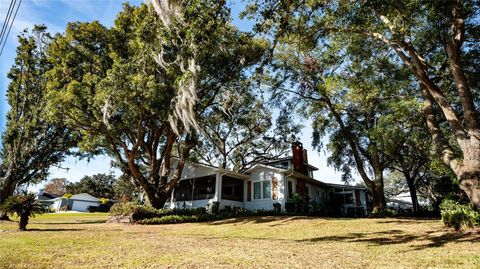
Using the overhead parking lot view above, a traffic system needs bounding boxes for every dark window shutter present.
[247,181,251,201]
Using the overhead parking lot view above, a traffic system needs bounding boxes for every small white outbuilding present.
[50,193,100,212]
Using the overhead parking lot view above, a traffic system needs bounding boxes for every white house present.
[164,142,371,216]
[49,193,100,212]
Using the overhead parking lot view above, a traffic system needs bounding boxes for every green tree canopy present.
[66,174,116,199]
[45,3,268,208]
[0,26,75,214]
[246,0,480,208]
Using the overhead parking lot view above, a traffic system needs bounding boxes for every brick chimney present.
[292,141,308,195]
[292,141,307,176]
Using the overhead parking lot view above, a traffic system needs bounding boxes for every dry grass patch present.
[1,214,479,268]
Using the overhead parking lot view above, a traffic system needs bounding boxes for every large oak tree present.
[45,3,267,208]
[0,26,74,218]
[246,0,480,208]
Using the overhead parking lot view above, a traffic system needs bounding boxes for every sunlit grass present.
[1,214,479,268]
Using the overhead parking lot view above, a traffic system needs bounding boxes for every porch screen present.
[173,175,216,201]
[222,176,244,201]
[174,179,194,201]
[192,175,216,200]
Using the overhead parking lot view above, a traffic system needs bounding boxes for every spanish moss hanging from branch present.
[149,0,200,135]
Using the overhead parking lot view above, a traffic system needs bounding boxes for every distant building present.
[35,189,59,208]
[48,193,100,212]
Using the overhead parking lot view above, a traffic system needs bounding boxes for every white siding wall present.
[220,199,244,209]
[244,168,284,211]
[51,199,63,211]
[168,161,217,181]
[165,199,213,209]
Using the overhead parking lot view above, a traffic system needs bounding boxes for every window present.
[254,182,261,199]
[263,180,271,199]
[253,180,272,200]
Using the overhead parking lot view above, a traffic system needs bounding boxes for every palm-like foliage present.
[0,193,43,230]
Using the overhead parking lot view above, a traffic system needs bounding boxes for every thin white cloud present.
[58,0,103,20]
[5,0,63,37]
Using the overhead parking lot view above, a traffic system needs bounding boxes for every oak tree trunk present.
[144,189,174,209]
[137,136,195,209]
[370,183,386,213]
[422,86,480,209]
[457,171,480,210]
[374,3,480,209]
[406,177,420,214]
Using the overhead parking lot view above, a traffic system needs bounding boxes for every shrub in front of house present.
[218,206,249,218]
[137,215,196,224]
[206,201,219,215]
[250,209,283,216]
[109,202,137,216]
[109,203,209,221]
[284,193,310,214]
[136,209,284,225]
[309,201,323,216]
[440,199,480,231]
[171,207,207,216]
[369,208,399,218]
[87,203,113,213]
[136,214,220,225]
[109,202,161,221]
[109,202,283,224]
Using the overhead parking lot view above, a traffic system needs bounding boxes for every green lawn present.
[1,213,479,268]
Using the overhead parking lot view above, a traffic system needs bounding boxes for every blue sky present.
[0,0,347,187]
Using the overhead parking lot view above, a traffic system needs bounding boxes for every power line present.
[0,0,22,58]
[0,0,16,44]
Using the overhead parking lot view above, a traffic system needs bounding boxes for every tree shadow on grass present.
[411,231,480,250]
[300,229,480,250]
[376,219,438,224]
[32,220,107,225]
[210,216,328,226]
[25,228,85,232]
[210,216,283,225]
